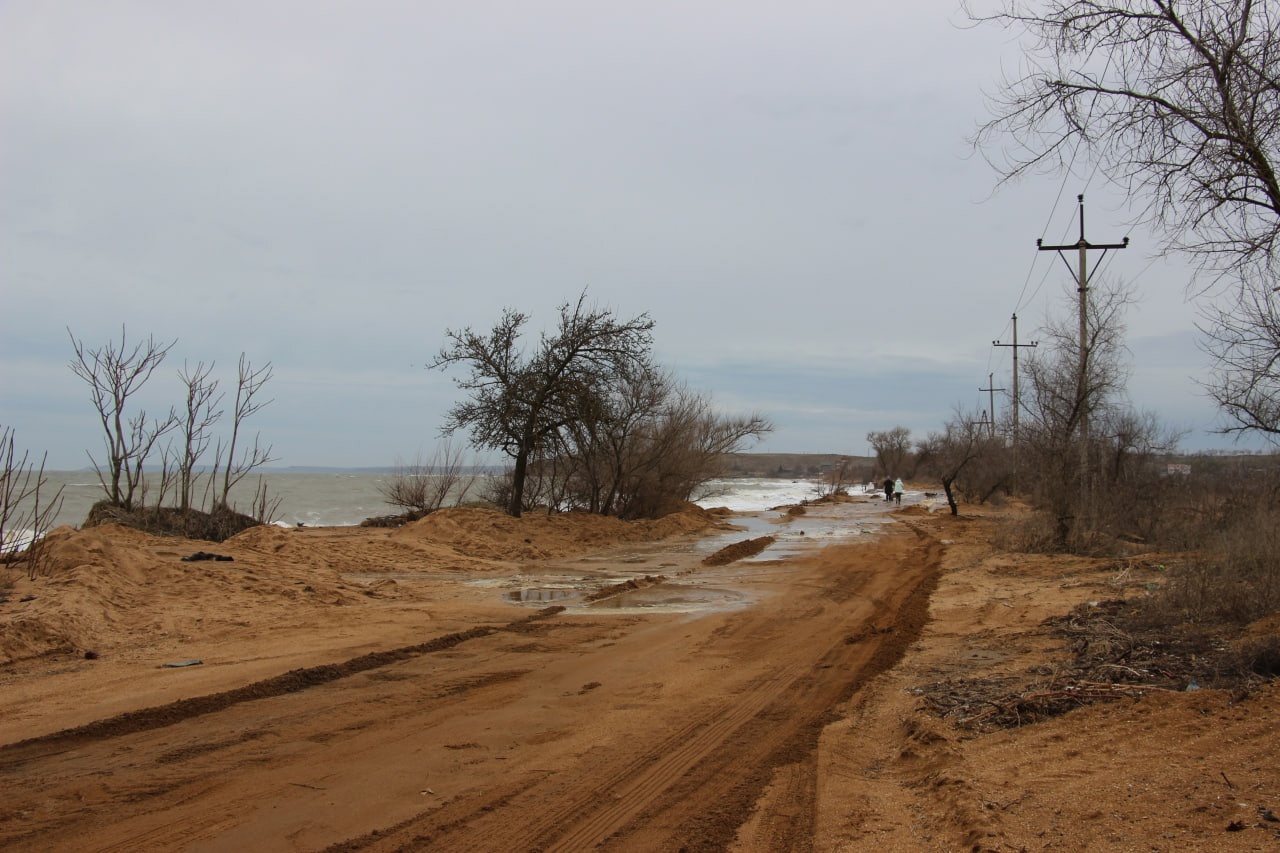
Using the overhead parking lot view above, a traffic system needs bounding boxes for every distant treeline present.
[718,450,1280,480]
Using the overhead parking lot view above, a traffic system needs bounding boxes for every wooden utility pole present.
[979,373,1006,438]
[993,313,1037,448]
[1037,195,1128,479]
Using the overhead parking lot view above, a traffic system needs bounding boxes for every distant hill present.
[719,453,874,479]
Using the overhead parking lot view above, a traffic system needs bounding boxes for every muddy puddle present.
[498,494,932,616]
[586,584,750,614]
[342,495,936,615]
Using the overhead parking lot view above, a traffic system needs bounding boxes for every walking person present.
[893,477,904,505]
[883,477,893,502]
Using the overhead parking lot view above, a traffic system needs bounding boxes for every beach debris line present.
[584,575,667,603]
[914,597,1278,731]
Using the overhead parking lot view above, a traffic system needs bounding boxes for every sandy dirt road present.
[0,501,940,852]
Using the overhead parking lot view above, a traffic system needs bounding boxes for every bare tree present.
[495,394,772,519]
[916,407,1005,515]
[432,292,655,517]
[969,0,1280,281]
[1018,277,1135,538]
[68,326,179,510]
[1015,277,1184,547]
[1020,277,1135,475]
[968,0,1280,437]
[867,427,913,478]
[216,354,275,509]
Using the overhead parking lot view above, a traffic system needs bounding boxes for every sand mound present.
[38,523,173,580]
[226,524,298,551]
[2,524,183,664]
[1,504,724,667]
[702,535,776,566]
[635,502,725,537]
[1,522,356,666]
[393,505,719,561]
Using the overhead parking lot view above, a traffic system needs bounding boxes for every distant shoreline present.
[35,448,1276,479]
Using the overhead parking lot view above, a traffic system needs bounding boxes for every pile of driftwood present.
[917,675,1179,731]
[915,599,1270,731]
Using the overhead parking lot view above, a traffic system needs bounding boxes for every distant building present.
[1166,463,1192,476]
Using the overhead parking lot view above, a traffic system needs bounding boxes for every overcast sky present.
[0,1,1261,470]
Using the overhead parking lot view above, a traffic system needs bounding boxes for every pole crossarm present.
[1036,194,1129,289]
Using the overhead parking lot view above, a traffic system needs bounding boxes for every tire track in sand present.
[0,608,564,771]
[335,520,943,852]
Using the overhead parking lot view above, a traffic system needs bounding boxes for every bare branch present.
[219,354,275,507]
[969,0,1280,284]
[0,426,66,576]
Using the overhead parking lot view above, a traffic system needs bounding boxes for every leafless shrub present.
[0,426,65,580]
[1153,500,1280,625]
[249,476,283,526]
[67,329,277,526]
[479,467,515,511]
[819,456,856,497]
[379,443,478,515]
[601,384,770,520]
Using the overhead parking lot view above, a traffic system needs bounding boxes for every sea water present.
[16,471,831,536]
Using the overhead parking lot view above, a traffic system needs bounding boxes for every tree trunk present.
[942,475,959,516]
[508,450,529,517]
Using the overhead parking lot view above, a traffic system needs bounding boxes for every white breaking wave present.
[693,478,827,512]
